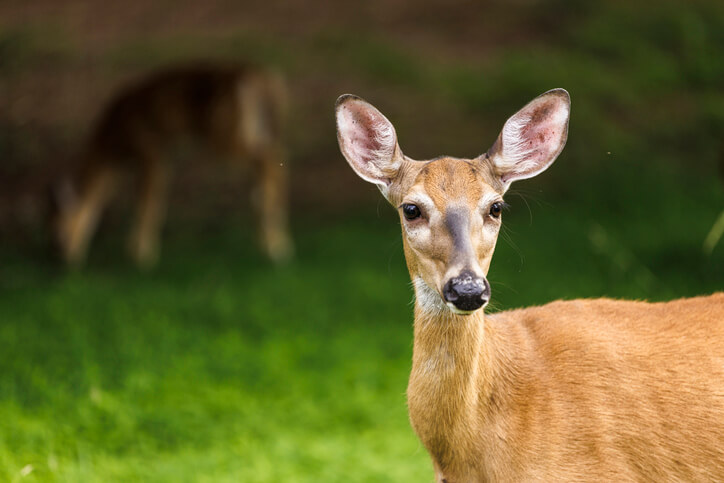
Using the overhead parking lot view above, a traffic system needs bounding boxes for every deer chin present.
[445,302,485,316]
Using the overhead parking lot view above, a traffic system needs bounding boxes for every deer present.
[49,62,293,268]
[335,89,724,482]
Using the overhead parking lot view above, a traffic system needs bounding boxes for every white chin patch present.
[413,277,453,317]
[445,302,479,316]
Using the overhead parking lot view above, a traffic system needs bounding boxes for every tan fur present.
[336,93,724,482]
[409,293,724,482]
[51,62,293,267]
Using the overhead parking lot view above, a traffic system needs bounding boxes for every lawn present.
[0,215,426,481]
[1,166,722,481]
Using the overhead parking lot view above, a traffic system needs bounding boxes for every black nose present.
[442,270,490,312]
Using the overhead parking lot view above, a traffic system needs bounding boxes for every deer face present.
[336,90,570,315]
[396,157,503,314]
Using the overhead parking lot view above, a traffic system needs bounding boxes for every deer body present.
[51,63,292,267]
[335,90,724,481]
[410,296,724,482]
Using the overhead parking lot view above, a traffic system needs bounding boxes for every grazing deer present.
[50,63,293,268]
[336,90,724,482]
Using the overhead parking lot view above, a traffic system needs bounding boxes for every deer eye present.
[402,203,422,220]
[489,201,503,218]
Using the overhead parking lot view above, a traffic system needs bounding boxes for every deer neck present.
[407,300,496,467]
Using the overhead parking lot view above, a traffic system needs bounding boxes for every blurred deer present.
[336,90,724,482]
[50,63,293,268]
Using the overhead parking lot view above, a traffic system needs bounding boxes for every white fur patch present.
[401,191,436,238]
[370,120,396,166]
[413,277,449,317]
[499,113,534,168]
[420,342,455,376]
[446,301,483,315]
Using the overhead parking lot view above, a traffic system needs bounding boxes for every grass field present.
[1,167,722,481]
[1,215,424,481]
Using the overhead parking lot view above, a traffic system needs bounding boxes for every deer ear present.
[336,95,402,197]
[487,89,570,191]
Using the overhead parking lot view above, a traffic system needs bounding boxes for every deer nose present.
[442,270,490,312]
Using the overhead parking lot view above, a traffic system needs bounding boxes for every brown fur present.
[51,62,293,267]
[336,93,724,482]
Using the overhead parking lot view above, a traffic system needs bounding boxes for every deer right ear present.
[336,95,402,198]
[486,89,570,191]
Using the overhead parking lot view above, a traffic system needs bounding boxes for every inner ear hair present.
[488,89,570,188]
[335,95,402,187]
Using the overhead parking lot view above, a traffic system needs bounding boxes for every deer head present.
[336,89,570,315]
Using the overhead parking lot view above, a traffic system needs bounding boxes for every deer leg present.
[62,163,119,267]
[128,159,169,268]
[251,148,293,263]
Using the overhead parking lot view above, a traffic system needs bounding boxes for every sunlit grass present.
[0,217,432,481]
[1,175,722,480]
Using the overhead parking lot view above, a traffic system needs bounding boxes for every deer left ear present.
[486,89,570,191]
[336,94,402,199]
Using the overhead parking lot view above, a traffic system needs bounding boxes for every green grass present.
[0,218,429,481]
[1,174,722,481]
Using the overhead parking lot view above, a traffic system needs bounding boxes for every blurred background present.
[1,0,722,480]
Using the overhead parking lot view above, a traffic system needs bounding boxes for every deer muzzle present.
[442,270,490,313]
